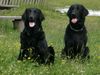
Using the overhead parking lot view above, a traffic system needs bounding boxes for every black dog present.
[61,4,90,59]
[17,8,55,64]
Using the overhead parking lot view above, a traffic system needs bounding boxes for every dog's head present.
[67,4,89,25]
[22,8,45,28]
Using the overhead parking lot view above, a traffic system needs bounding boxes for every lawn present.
[0,0,100,75]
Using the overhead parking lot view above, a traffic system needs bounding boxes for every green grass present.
[0,0,100,75]
[49,0,100,10]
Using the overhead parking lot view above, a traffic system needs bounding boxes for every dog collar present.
[70,25,84,32]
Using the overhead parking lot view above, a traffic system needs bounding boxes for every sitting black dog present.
[61,4,90,59]
[17,8,55,64]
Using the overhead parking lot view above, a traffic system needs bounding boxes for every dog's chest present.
[67,25,87,42]
[71,32,86,43]
[26,37,37,46]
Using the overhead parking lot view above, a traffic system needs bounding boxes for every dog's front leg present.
[62,39,74,59]
[17,48,24,60]
[17,43,29,61]
[81,47,90,59]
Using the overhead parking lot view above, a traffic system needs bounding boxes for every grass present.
[0,0,100,75]
[49,0,100,10]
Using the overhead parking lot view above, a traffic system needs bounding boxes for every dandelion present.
[50,42,53,45]
[61,60,66,64]
[28,57,31,60]
[17,60,21,63]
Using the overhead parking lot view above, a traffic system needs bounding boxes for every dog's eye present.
[76,7,80,10]
[70,7,74,10]
[29,9,32,12]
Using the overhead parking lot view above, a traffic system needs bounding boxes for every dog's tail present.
[47,46,55,64]
[48,46,55,55]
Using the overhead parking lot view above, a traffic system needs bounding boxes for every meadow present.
[0,0,100,75]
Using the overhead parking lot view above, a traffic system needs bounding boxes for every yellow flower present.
[61,60,66,64]
[17,60,21,63]
[28,57,31,60]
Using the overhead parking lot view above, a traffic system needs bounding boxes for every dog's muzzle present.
[29,22,35,27]
[71,14,78,24]
[71,18,78,24]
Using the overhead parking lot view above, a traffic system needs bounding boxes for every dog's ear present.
[82,6,89,16]
[22,9,28,21]
[38,9,45,21]
[67,6,72,17]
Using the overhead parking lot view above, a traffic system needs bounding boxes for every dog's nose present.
[29,16,33,19]
[29,16,34,21]
[71,13,76,18]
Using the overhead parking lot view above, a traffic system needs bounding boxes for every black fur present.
[17,8,55,64]
[61,4,90,59]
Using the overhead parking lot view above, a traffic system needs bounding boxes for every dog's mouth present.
[71,18,78,24]
[29,21,35,27]
[71,15,78,24]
